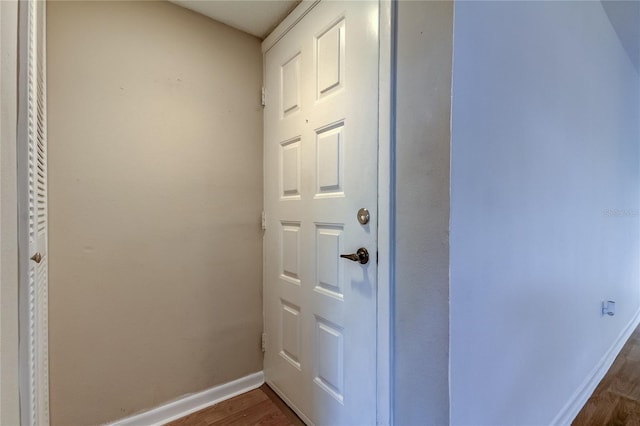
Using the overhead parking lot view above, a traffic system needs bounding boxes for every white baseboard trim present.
[107,371,264,426]
[550,308,640,425]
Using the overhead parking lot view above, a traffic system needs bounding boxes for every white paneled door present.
[263,2,379,424]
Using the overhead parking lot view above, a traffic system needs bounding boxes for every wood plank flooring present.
[165,385,305,426]
[573,324,640,424]
[166,328,640,426]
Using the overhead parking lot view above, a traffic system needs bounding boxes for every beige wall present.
[394,1,453,424]
[0,1,20,424]
[47,2,263,424]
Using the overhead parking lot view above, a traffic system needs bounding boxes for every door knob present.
[340,247,369,265]
[30,252,42,264]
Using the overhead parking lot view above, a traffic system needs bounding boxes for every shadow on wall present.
[601,0,640,73]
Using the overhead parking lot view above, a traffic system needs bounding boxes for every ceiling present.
[170,0,300,39]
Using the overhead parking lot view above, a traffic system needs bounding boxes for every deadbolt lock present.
[357,208,370,225]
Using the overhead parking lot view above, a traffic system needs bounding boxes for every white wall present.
[394,1,453,424]
[0,1,20,424]
[450,1,640,424]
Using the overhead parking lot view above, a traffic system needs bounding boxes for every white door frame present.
[0,0,21,424]
[16,0,50,424]
[262,1,395,424]
[0,1,40,424]
[376,1,394,424]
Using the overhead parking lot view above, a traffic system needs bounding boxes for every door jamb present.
[0,1,21,424]
[376,1,394,424]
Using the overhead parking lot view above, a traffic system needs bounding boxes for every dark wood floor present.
[165,384,305,426]
[167,334,640,426]
[573,325,640,424]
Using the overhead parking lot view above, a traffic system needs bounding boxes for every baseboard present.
[107,371,264,426]
[550,308,640,425]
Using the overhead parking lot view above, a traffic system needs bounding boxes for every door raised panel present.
[281,301,302,370]
[281,138,301,199]
[316,225,343,299]
[314,318,344,403]
[316,19,345,98]
[281,222,301,282]
[315,123,344,197]
[282,53,301,116]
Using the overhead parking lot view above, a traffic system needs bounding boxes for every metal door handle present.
[30,252,42,264]
[340,247,369,265]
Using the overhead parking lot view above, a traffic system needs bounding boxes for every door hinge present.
[261,211,266,231]
[261,87,266,107]
[261,332,267,352]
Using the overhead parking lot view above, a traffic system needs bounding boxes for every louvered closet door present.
[263,2,379,425]
[20,0,49,424]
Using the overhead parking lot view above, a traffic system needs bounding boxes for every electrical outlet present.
[602,300,616,316]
